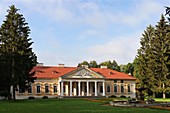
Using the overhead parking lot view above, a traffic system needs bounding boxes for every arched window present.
[114,84,117,93]
[107,85,111,93]
[128,84,131,93]
[100,85,103,93]
[53,84,57,93]
[45,84,49,93]
[36,84,41,94]
[28,85,32,93]
[121,84,124,93]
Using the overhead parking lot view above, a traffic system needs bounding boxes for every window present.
[128,84,131,93]
[121,80,124,83]
[114,84,117,93]
[19,86,25,93]
[28,85,32,93]
[121,84,124,93]
[114,80,117,83]
[100,85,103,93]
[36,85,41,93]
[107,85,111,93]
[93,85,95,92]
[45,85,49,93]
[53,85,57,93]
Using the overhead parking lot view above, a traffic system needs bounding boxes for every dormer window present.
[97,72,101,74]
[109,72,114,75]
[36,70,44,73]
[52,70,59,74]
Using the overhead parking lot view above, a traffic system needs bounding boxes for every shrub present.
[120,95,126,98]
[0,90,8,98]
[28,96,35,99]
[42,96,48,99]
[110,95,117,98]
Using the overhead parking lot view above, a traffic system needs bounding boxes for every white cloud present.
[0,0,168,66]
[1,0,163,28]
[86,32,141,64]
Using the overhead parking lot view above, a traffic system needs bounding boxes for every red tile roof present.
[32,66,77,78]
[90,68,136,80]
[31,66,136,80]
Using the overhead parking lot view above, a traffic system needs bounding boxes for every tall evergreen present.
[150,15,170,98]
[0,5,37,100]
[137,25,155,96]
[136,15,170,98]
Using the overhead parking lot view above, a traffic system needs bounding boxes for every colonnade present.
[58,80,105,97]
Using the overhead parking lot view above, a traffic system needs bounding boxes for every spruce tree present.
[137,25,155,96]
[0,5,37,100]
[150,15,170,98]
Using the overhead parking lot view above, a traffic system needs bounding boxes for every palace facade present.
[16,64,136,99]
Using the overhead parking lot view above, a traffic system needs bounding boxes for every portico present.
[59,80,105,97]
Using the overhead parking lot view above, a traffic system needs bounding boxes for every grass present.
[0,98,169,113]
[154,98,170,102]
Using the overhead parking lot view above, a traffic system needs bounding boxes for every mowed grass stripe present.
[0,99,169,113]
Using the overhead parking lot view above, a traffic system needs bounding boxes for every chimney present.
[100,66,107,69]
[81,65,88,68]
[58,64,65,67]
[36,63,43,66]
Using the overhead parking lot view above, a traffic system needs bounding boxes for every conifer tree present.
[137,25,155,96]
[0,5,37,100]
[150,15,170,98]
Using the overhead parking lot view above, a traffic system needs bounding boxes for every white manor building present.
[16,64,136,99]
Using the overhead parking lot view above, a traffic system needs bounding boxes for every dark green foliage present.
[89,60,98,68]
[0,90,8,99]
[77,60,121,71]
[42,96,48,99]
[136,25,155,96]
[120,95,126,98]
[77,61,89,67]
[120,63,134,75]
[28,96,35,99]
[99,60,120,71]
[165,6,170,21]
[110,95,117,98]
[0,5,37,100]
[135,15,170,98]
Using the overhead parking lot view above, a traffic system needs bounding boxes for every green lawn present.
[0,98,169,113]
[154,98,170,102]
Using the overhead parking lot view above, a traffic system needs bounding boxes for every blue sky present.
[0,0,169,66]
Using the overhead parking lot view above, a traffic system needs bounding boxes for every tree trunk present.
[8,86,11,100]
[163,83,166,99]
[163,92,166,99]
[12,57,16,100]
[153,92,155,98]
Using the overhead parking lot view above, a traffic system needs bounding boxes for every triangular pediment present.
[61,67,105,79]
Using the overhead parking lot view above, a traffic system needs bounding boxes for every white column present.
[65,82,68,96]
[58,82,61,95]
[78,81,81,96]
[103,81,105,96]
[61,81,64,96]
[131,82,136,98]
[70,81,72,96]
[95,81,97,96]
[73,82,77,96]
[86,81,89,96]
[82,82,85,96]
